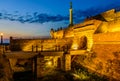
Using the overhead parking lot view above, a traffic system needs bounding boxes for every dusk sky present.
[0,0,120,42]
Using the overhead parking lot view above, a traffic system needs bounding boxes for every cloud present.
[73,2,120,23]
[0,11,69,24]
[0,2,120,24]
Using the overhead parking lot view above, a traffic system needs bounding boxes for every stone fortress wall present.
[10,37,73,51]
[9,9,120,80]
[78,32,120,80]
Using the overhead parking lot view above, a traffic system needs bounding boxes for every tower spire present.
[69,2,73,27]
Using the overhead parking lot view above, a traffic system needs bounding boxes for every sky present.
[0,0,120,43]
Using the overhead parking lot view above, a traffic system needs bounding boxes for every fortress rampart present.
[8,9,120,80]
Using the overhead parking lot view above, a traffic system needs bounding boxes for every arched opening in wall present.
[79,36,87,50]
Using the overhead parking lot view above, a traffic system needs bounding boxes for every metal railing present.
[31,45,70,53]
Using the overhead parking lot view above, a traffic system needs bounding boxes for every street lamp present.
[0,33,3,45]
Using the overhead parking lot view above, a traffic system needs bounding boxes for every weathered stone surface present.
[10,38,73,51]
[0,54,13,81]
[9,9,120,80]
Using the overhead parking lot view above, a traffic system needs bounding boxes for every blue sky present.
[0,0,120,42]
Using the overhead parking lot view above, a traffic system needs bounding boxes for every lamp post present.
[0,33,3,45]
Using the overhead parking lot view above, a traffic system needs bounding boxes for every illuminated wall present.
[10,37,73,51]
[92,32,120,80]
[95,9,120,33]
[50,9,120,51]
[10,9,120,52]
[9,9,120,80]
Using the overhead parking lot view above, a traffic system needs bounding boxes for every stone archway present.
[79,36,87,50]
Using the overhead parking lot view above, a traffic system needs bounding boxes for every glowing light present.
[72,44,78,50]
[73,46,78,50]
[47,61,52,66]
[0,33,3,36]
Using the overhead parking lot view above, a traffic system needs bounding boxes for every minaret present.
[69,2,73,26]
